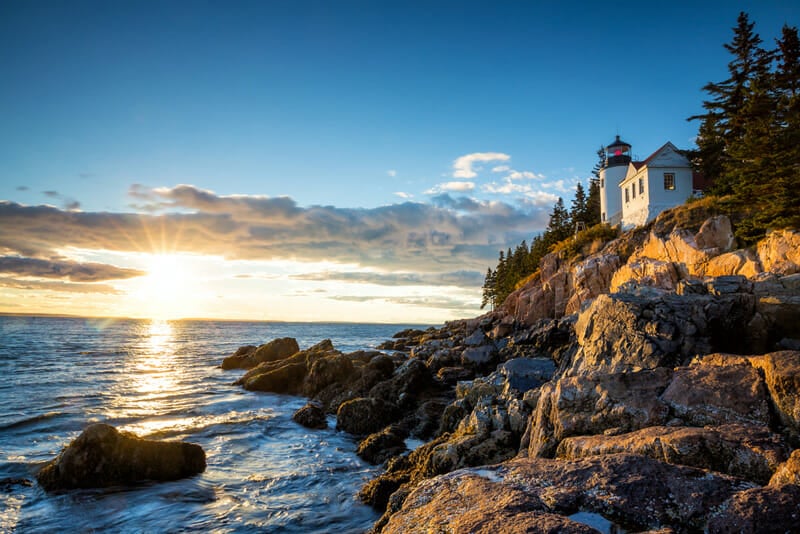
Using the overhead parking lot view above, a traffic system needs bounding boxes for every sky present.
[0,0,797,323]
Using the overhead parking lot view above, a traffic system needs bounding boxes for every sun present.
[134,254,195,319]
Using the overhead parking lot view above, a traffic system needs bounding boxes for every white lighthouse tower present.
[599,135,631,226]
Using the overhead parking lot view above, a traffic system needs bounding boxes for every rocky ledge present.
[221,208,800,533]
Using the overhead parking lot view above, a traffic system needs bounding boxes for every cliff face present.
[363,210,800,533]
[500,211,800,329]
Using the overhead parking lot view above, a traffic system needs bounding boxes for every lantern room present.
[605,135,632,168]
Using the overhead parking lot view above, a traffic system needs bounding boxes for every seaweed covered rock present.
[37,423,205,491]
[336,397,399,436]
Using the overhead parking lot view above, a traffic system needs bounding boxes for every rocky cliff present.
[222,204,800,533]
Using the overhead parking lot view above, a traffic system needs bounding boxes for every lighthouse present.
[599,135,631,226]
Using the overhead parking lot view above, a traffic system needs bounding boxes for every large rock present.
[525,368,673,458]
[746,351,800,435]
[694,215,735,252]
[707,484,800,533]
[757,228,800,275]
[381,455,754,534]
[302,353,356,397]
[357,426,407,465]
[221,337,299,369]
[242,362,307,394]
[610,258,680,293]
[37,424,206,491]
[336,397,399,436]
[557,424,788,484]
[660,359,771,427]
[568,291,758,376]
[292,402,328,429]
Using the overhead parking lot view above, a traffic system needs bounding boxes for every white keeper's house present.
[599,136,707,229]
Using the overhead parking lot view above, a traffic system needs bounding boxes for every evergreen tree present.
[586,178,601,225]
[570,183,589,228]
[480,268,496,310]
[689,12,773,193]
[546,197,572,243]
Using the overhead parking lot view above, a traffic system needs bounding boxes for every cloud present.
[291,269,483,288]
[0,184,551,275]
[16,186,29,191]
[0,276,121,294]
[424,181,475,195]
[39,190,81,211]
[393,191,414,199]
[387,170,397,177]
[491,165,511,173]
[328,294,478,311]
[508,170,545,180]
[453,153,510,179]
[0,256,145,281]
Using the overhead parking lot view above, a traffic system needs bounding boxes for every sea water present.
[0,316,424,533]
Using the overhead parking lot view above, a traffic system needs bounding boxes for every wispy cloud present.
[424,181,475,194]
[453,152,510,179]
[328,294,477,311]
[387,170,397,177]
[393,191,414,199]
[0,256,145,281]
[0,277,121,294]
[291,269,483,288]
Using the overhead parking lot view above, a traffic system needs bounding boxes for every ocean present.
[0,316,427,533]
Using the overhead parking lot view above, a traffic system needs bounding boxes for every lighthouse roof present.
[607,135,631,148]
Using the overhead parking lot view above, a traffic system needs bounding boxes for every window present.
[631,183,636,199]
[625,188,629,203]
[602,212,606,222]
[600,178,604,188]
[664,173,675,190]
[639,178,644,195]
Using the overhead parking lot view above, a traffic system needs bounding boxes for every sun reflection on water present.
[109,320,190,435]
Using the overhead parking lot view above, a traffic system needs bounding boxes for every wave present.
[0,411,63,431]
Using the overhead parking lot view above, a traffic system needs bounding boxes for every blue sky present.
[0,0,797,322]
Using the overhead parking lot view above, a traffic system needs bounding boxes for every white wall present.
[600,165,626,225]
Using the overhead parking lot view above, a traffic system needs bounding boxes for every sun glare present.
[133,254,196,319]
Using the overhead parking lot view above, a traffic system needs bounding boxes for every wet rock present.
[222,337,299,370]
[37,423,205,491]
[707,484,800,533]
[357,426,408,465]
[242,362,307,394]
[220,344,257,369]
[381,454,754,533]
[336,397,399,436]
[302,353,355,397]
[557,424,788,484]
[292,402,328,429]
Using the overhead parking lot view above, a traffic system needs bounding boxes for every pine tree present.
[689,12,773,193]
[586,178,601,225]
[570,183,589,228]
[480,268,496,310]
[546,197,572,243]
